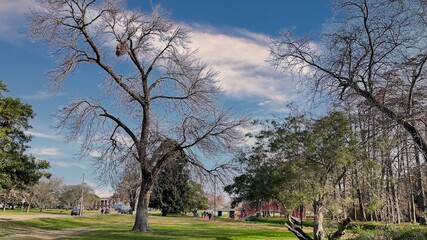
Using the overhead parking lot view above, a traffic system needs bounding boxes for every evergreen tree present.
[0,80,50,192]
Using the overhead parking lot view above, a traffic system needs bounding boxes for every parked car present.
[119,209,132,214]
[71,208,80,216]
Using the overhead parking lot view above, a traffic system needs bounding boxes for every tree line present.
[227,0,427,239]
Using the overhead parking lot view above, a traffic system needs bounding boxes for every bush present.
[351,226,427,240]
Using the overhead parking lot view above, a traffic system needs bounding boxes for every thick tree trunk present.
[132,180,152,232]
[313,199,324,240]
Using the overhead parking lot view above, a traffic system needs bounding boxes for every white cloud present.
[89,150,102,158]
[2,1,299,108]
[189,25,298,106]
[50,160,86,169]
[30,147,62,156]
[0,0,38,40]
[21,90,64,100]
[234,124,264,147]
[26,130,62,140]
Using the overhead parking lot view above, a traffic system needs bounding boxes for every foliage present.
[58,184,99,209]
[25,177,64,212]
[150,157,207,215]
[226,112,358,239]
[186,180,208,211]
[0,80,50,193]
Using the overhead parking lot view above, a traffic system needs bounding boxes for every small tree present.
[25,177,64,212]
[185,180,208,212]
[150,156,190,216]
[59,184,97,209]
[227,113,356,240]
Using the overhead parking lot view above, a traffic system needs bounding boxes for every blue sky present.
[0,0,332,196]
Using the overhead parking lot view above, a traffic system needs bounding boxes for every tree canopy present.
[0,80,50,193]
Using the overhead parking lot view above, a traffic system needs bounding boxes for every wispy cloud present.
[50,160,87,169]
[26,130,62,140]
[21,90,63,100]
[0,0,38,40]
[189,25,298,107]
[30,147,62,156]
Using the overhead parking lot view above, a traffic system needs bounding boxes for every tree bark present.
[415,148,426,224]
[356,188,366,221]
[329,217,351,240]
[313,199,324,240]
[285,214,313,240]
[132,174,153,232]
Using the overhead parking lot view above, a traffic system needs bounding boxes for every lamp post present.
[80,173,84,216]
[214,174,217,221]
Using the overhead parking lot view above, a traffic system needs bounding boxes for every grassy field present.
[0,213,298,239]
[3,211,426,239]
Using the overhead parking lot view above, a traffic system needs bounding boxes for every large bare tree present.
[29,0,244,232]
[269,0,427,229]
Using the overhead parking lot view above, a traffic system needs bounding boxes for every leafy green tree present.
[225,150,287,210]
[227,112,357,240]
[0,80,50,210]
[150,157,191,216]
[185,180,208,212]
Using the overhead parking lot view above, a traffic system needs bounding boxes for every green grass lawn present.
[0,214,298,239]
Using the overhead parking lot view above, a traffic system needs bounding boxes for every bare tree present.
[269,0,427,227]
[112,159,140,212]
[29,0,245,232]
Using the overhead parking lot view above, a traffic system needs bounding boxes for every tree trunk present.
[313,199,324,240]
[415,148,426,224]
[329,217,351,240]
[132,184,152,232]
[356,188,366,221]
[129,192,136,212]
[2,192,8,212]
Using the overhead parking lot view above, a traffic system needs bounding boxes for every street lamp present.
[214,174,217,221]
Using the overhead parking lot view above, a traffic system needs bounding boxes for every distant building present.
[93,197,111,210]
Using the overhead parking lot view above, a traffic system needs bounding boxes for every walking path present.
[0,214,93,239]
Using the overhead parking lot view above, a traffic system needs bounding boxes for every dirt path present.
[1,227,91,240]
[0,214,72,221]
[0,214,94,239]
